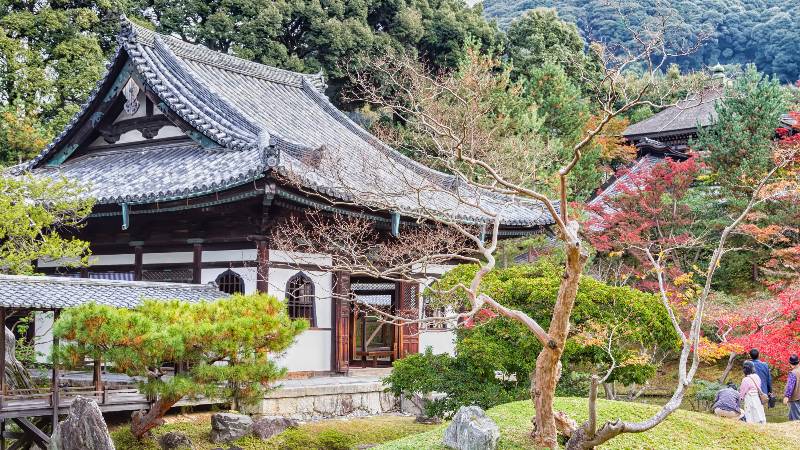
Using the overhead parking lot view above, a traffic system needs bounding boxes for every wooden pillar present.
[131,242,144,281]
[93,359,102,398]
[189,239,203,284]
[256,240,269,294]
[361,309,368,368]
[331,272,351,374]
[397,282,420,359]
[0,308,5,412]
[51,310,61,428]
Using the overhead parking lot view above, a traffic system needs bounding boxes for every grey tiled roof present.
[34,142,264,205]
[0,274,228,309]
[22,18,554,228]
[587,154,665,214]
[623,88,722,138]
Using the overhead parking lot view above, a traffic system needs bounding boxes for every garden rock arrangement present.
[158,431,194,449]
[443,406,500,450]
[251,416,299,440]
[210,413,254,443]
[48,397,115,450]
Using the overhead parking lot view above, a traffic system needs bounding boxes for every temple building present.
[15,19,553,376]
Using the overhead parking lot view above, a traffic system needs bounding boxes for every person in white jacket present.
[740,360,767,424]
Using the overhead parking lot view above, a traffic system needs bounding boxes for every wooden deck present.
[0,386,150,420]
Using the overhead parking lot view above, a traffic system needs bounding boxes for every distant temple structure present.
[14,18,553,375]
[589,74,724,211]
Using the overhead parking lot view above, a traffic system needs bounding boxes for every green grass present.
[378,398,800,450]
[111,414,434,450]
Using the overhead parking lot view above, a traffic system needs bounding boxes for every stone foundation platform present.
[246,371,398,421]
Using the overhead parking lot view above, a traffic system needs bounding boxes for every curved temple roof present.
[22,18,554,228]
[623,88,722,139]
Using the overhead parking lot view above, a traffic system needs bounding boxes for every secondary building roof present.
[0,274,227,310]
[623,88,722,139]
[587,153,665,215]
[18,18,554,228]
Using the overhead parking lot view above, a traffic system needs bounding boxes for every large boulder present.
[48,397,115,450]
[442,406,500,450]
[210,413,253,443]
[158,431,194,450]
[251,416,298,440]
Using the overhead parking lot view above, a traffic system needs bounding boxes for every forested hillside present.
[483,0,800,82]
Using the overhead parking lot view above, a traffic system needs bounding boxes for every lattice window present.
[142,269,193,283]
[401,283,419,310]
[351,282,396,292]
[286,272,316,327]
[215,269,245,295]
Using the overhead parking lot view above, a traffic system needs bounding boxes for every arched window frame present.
[286,272,316,327]
[215,269,245,295]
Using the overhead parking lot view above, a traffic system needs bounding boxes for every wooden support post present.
[51,310,60,429]
[132,242,144,281]
[256,239,269,294]
[361,311,367,368]
[93,359,103,402]
[0,308,5,412]
[331,271,351,374]
[190,240,203,284]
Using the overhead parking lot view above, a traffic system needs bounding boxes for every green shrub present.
[386,261,680,418]
[277,428,317,449]
[317,429,356,450]
[691,379,728,412]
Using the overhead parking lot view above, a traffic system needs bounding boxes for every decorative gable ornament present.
[123,78,140,115]
[258,130,279,168]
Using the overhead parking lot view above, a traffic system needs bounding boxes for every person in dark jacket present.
[783,354,800,421]
[750,348,772,399]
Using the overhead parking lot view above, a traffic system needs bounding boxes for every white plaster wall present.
[274,330,332,372]
[142,252,194,264]
[34,312,54,364]
[419,330,456,356]
[203,249,257,263]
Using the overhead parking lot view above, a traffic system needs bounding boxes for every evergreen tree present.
[54,294,308,439]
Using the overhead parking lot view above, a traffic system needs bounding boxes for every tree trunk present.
[130,397,179,439]
[531,238,587,448]
[603,383,615,401]
[4,326,35,390]
[718,352,737,384]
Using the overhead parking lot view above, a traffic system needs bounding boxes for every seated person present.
[713,383,742,419]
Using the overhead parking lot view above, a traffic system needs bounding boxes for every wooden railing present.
[0,385,147,414]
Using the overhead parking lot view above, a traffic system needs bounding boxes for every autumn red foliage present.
[724,289,800,376]
[586,154,704,296]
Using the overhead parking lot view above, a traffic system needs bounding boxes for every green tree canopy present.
[0,174,93,275]
[485,0,800,83]
[506,8,599,87]
[386,261,679,417]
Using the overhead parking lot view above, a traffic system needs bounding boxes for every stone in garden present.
[158,431,194,450]
[209,413,253,443]
[251,416,299,440]
[48,396,115,450]
[442,405,500,450]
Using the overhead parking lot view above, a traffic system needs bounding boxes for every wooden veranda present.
[0,275,227,449]
[0,307,157,449]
